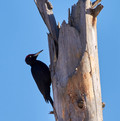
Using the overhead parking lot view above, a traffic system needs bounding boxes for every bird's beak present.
[34,50,43,57]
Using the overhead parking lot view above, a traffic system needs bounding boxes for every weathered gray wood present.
[34,0,59,41]
[35,0,103,121]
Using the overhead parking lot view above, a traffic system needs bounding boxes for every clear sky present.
[0,0,120,121]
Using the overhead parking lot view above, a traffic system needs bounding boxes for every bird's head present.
[25,50,43,66]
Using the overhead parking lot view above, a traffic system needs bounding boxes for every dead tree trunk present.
[34,0,103,121]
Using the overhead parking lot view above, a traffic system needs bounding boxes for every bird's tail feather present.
[49,96,54,108]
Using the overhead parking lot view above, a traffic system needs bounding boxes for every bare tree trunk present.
[34,0,103,121]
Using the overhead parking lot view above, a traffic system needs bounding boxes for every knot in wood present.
[46,1,53,10]
[77,99,84,109]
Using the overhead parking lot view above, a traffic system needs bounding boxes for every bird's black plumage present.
[25,50,53,107]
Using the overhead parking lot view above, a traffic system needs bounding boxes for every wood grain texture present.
[35,0,103,120]
[34,0,59,41]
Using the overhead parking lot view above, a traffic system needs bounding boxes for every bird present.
[25,50,53,107]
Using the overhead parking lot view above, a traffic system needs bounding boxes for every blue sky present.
[0,0,120,121]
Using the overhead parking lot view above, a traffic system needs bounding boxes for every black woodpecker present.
[25,50,53,107]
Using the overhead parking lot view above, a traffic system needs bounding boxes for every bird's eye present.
[29,56,32,58]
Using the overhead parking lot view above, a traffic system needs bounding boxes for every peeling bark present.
[35,0,103,121]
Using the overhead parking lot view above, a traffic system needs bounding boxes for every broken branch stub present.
[34,0,59,41]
